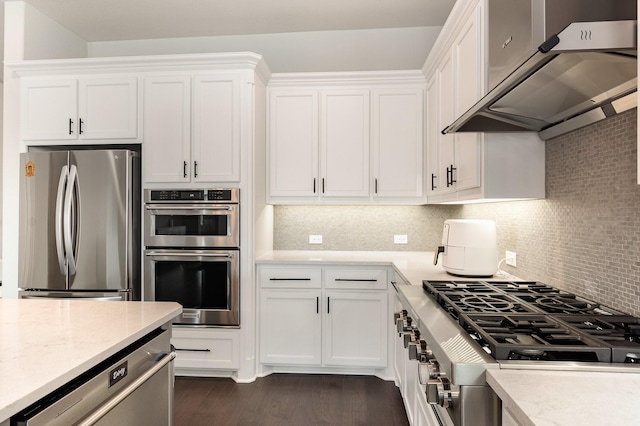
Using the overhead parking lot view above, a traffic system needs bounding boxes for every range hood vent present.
[444,1,637,140]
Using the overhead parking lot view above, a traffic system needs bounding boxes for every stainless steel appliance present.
[143,189,240,327]
[444,0,637,140]
[11,327,175,425]
[395,280,640,426]
[19,149,141,301]
[144,188,239,248]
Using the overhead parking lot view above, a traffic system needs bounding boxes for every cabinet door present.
[78,77,138,140]
[260,290,322,365]
[323,291,387,367]
[269,90,319,197]
[425,74,442,196]
[320,90,370,198]
[21,79,77,141]
[143,76,191,183]
[372,88,424,198]
[453,4,483,191]
[437,53,456,196]
[192,74,241,182]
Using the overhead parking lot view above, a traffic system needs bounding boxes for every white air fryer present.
[433,219,498,277]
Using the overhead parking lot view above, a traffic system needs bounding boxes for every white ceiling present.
[11,0,455,41]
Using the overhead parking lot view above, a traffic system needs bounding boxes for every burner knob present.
[414,340,433,362]
[426,376,460,408]
[395,310,410,334]
[404,326,419,349]
[426,359,440,379]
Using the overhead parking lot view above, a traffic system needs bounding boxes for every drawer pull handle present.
[334,278,378,282]
[175,348,211,352]
[269,278,312,281]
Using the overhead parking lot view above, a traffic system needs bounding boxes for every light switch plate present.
[505,250,517,267]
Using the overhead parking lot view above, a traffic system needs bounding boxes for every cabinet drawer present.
[259,266,322,288]
[325,269,388,290]
[172,328,239,370]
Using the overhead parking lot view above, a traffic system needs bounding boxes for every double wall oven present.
[144,188,240,327]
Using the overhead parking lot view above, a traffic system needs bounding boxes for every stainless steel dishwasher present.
[11,328,176,426]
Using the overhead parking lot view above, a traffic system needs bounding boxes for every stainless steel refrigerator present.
[18,148,141,300]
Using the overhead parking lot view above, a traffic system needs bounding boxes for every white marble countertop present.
[256,250,519,285]
[487,368,640,426]
[0,299,182,422]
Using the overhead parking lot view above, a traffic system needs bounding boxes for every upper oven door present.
[144,203,239,248]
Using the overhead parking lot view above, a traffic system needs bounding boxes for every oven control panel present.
[146,188,239,203]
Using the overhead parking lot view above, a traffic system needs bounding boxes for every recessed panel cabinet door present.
[372,89,424,198]
[323,291,387,367]
[78,77,138,140]
[269,90,319,197]
[143,76,191,183]
[192,74,241,182]
[320,90,370,198]
[21,79,77,141]
[259,290,322,365]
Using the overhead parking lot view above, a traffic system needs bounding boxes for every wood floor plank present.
[174,374,409,426]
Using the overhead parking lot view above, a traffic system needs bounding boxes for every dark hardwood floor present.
[174,374,409,426]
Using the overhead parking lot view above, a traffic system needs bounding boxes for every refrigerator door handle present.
[64,165,79,276]
[55,165,68,275]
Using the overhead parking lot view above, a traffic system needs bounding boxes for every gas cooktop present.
[422,280,639,363]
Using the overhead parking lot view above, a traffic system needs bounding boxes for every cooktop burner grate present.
[439,293,539,320]
[556,315,640,363]
[460,313,612,362]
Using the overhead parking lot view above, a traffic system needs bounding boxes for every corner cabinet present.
[143,73,241,183]
[425,0,545,203]
[267,73,425,204]
[258,265,389,371]
[21,76,138,143]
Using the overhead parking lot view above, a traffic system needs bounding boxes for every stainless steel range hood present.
[443,0,637,140]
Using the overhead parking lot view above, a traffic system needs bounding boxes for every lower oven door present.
[144,249,240,327]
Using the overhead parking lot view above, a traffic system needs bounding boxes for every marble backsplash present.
[273,109,640,316]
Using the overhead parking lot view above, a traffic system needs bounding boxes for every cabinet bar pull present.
[327,296,330,314]
[194,161,198,178]
[69,118,74,135]
[183,161,188,178]
[322,178,325,193]
[269,278,312,281]
[431,173,437,191]
[317,296,319,314]
[79,118,84,135]
[334,278,377,282]
[375,178,378,194]
[313,178,316,194]
[175,348,211,352]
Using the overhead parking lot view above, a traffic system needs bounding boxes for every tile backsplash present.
[273,109,639,316]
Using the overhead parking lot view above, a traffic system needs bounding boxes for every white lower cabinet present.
[258,265,389,370]
[172,327,240,374]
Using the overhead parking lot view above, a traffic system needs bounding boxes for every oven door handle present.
[145,251,234,258]
[145,205,233,211]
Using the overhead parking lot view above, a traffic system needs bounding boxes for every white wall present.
[88,27,442,72]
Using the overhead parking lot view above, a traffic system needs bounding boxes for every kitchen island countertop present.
[0,299,182,422]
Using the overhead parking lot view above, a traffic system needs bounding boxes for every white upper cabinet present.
[143,76,192,183]
[143,73,242,183]
[267,72,426,204]
[425,0,545,203]
[371,88,424,198]
[21,77,138,142]
[268,90,319,197]
[320,89,370,198]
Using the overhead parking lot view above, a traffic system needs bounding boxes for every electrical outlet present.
[309,235,323,244]
[394,234,408,244]
[505,250,517,267]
